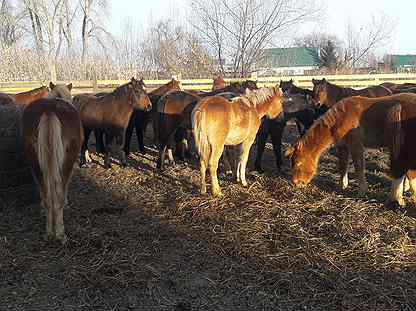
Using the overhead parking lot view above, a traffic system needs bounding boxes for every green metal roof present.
[263,47,320,67]
[391,55,416,67]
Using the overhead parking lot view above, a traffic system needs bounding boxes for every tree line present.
[0,0,396,82]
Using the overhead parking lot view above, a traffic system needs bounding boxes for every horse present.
[123,78,181,155]
[312,78,392,109]
[0,86,49,106]
[21,82,83,244]
[212,75,226,90]
[392,87,416,94]
[253,81,316,174]
[154,85,248,170]
[286,93,416,207]
[192,86,284,196]
[381,82,416,92]
[74,77,152,168]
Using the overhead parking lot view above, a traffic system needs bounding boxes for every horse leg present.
[388,175,406,207]
[337,144,350,190]
[407,170,416,203]
[157,144,167,170]
[237,138,254,187]
[80,127,91,167]
[221,147,233,175]
[254,121,268,174]
[104,133,115,169]
[124,114,135,156]
[270,120,285,171]
[116,132,128,167]
[136,112,146,154]
[174,127,186,162]
[167,147,175,165]
[349,140,367,195]
[94,130,105,154]
[209,144,225,197]
[295,119,304,137]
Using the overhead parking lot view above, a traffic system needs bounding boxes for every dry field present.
[1,123,416,311]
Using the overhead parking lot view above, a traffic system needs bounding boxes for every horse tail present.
[37,112,65,211]
[385,104,402,161]
[192,108,210,165]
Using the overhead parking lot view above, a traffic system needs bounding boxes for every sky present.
[108,0,415,55]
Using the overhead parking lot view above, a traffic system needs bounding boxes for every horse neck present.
[15,90,46,104]
[301,122,336,159]
[255,97,277,118]
[292,85,312,96]
[150,85,169,96]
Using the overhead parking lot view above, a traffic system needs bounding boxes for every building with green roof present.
[258,47,320,76]
[390,55,416,72]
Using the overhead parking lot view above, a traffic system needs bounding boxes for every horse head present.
[130,77,152,112]
[285,141,317,188]
[311,78,329,107]
[49,82,73,102]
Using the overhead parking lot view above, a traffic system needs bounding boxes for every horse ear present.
[131,77,136,82]
[290,79,293,83]
[284,145,295,158]
[49,82,56,89]
[67,83,72,91]
[312,78,316,85]
[322,78,326,83]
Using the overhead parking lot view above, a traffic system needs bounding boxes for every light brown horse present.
[212,75,226,90]
[74,77,151,168]
[0,86,49,106]
[312,78,392,108]
[21,82,83,243]
[192,86,284,196]
[286,93,416,207]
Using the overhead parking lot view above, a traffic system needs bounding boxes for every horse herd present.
[1,75,416,244]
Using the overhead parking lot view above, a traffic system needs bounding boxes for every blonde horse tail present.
[192,108,210,165]
[37,113,65,213]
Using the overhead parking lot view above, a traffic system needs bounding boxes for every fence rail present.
[1,73,416,94]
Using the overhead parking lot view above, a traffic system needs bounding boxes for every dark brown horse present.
[0,86,49,106]
[123,78,181,155]
[312,78,392,108]
[381,82,416,92]
[192,86,284,196]
[74,78,151,168]
[21,82,83,243]
[286,93,416,207]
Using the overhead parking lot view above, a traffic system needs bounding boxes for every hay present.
[0,123,415,310]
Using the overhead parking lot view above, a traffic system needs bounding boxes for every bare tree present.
[341,12,396,69]
[79,0,111,64]
[0,0,24,47]
[191,0,324,77]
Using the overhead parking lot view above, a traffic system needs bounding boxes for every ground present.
[1,123,416,311]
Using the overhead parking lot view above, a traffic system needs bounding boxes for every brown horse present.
[74,77,151,168]
[212,75,226,90]
[0,86,49,106]
[192,86,284,196]
[286,93,416,207]
[124,78,181,155]
[312,78,392,108]
[21,82,83,243]
[154,90,201,169]
[381,82,416,92]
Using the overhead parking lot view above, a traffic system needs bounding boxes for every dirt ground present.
[1,123,416,311]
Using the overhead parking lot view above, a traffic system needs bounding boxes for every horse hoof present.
[104,164,111,169]
[254,167,264,174]
[385,200,405,212]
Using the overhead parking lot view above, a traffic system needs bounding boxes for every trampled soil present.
[1,123,415,311]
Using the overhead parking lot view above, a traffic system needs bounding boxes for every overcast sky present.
[108,0,414,55]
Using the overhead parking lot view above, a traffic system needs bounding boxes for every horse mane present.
[16,86,48,96]
[242,87,279,107]
[109,82,134,98]
[296,97,351,149]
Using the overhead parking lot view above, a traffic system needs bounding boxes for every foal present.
[22,82,83,243]
[286,93,416,206]
[192,86,284,196]
[75,77,151,168]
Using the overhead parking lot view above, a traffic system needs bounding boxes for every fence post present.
[92,68,98,92]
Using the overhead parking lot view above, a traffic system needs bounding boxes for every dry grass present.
[0,124,416,311]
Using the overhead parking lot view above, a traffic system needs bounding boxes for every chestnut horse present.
[192,86,284,196]
[312,78,392,108]
[74,78,151,168]
[21,82,83,243]
[286,93,416,207]
[124,78,181,155]
[212,75,226,90]
[0,86,49,106]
